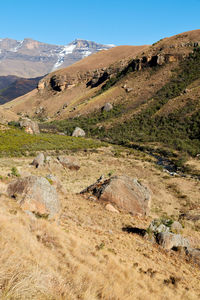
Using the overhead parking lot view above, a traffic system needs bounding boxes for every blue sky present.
[1,0,200,46]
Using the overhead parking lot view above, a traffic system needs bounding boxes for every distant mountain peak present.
[0,38,115,77]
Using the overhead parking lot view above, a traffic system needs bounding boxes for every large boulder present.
[19,119,40,134]
[31,153,45,168]
[7,176,59,218]
[57,155,80,170]
[72,127,85,137]
[81,175,151,216]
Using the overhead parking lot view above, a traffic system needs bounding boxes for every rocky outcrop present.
[19,118,40,134]
[7,175,60,218]
[57,155,80,170]
[31,153,45,168]
[81,175,151,216]
[37,51,185,95]
[72,127,85,137]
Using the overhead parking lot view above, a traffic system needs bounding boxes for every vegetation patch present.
[0,128,107,157]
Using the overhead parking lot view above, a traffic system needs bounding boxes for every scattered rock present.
[81,175,151,216]
[31,152,45,168]
[35,106,45,115]
[7,175,59,218]
[105,203,119,213]
[186,248,200,266]
[148,219,183,235]
[57,155,80,170]
[102,103,113,112]
[19,118,40,134]
[125,87,133,93]
[157,232,189,250]
[62,103,68,109]
[72,127,85,137]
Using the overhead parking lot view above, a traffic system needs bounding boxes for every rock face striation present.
[7,175,60,218]
[81,175,151,216]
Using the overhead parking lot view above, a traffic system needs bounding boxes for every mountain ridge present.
[0,37,114,77]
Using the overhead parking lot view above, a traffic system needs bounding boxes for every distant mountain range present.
[0,75,42,104]
[0,38,114,78]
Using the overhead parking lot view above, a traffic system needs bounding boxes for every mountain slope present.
[3,44,149,116]
[0,76,42,104]
[0,38,114,77]
[4,30,200,157]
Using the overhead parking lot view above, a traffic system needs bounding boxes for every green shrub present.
[11,167,20,177]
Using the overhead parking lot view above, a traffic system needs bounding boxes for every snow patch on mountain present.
[80,47,92,58]
[52,44,76,70]
[10,40,23,53]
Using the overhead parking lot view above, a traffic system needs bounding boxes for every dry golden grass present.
[0,147,199,299]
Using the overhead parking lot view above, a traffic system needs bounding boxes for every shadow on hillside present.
[122,226,146,236]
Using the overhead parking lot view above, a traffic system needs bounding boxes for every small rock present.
[57,155,80,170]
[148,220,170,234]
[31,153,45,168]
[19,119,40,134]
[63,103,68,109]
[125,87,133,93]
[102,103,113,112]
[105,203,119,213]
[72,127,85,137]
[157,232,189,250]
[186,248,200,266]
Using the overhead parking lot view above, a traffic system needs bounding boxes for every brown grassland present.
[0,146,199,299]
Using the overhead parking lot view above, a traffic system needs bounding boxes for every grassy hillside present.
[41,48,200,157]
[0,127,106,157]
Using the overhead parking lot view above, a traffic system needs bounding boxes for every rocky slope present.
[0,38,114,78]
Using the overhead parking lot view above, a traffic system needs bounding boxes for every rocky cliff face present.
[37,53,185,94]
[0,38,114,78]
